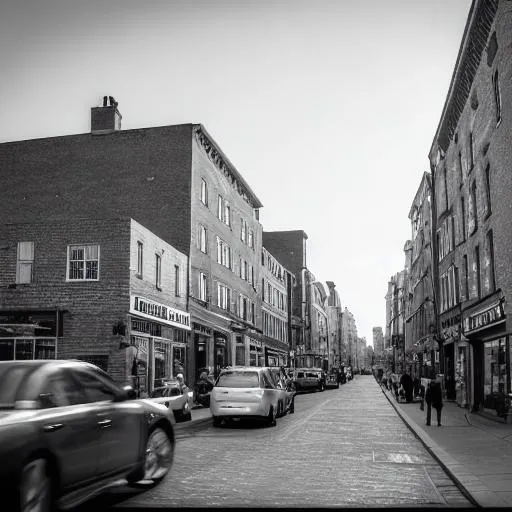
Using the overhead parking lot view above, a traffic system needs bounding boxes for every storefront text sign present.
[130,296,191,330]
[463,301,504,335]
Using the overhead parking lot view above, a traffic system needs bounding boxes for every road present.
[81,375,474,508]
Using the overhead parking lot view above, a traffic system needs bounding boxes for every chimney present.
[91,95,122,135]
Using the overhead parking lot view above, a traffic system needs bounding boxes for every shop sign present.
[463,301,504,335]
[193,323,212,336]
[130,295,191,330]
[248,338,262,348]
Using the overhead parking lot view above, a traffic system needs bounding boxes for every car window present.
[0,365,35,407]
[72,369,118,403]
[296,372,304,378]
[39,370,87,408]
[216,371,260,388]
[306,372,317,378]
[150,388,166,398]
[262,372,275,389]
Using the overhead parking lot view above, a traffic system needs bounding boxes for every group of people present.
[380,371,444,427]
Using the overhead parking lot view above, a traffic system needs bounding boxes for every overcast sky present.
[0,0,472,346]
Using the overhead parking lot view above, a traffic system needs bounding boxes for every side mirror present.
[118,385,137,401]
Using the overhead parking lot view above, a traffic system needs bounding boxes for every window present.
[451,217,456,249]
[463,254,469,300]
[461,197,466,242]
[217,195,224,222]
[224,203,231,227]
[73,369,118,403]
[443,167,448,211]
[485,230,496,294]
[248,229,254,249]
[240,218,246,243]
[201,179,208,206]
[16,241,34,284]
[217,283,230,310]
[492,70,502,125]
[468,181,477,236]
[474,245,481,299]
[199,272,208,302]
[39,372,87,408]
[155,254,162,290]
[68,244,99,281]
[484,164,492,218]
[262,278,265,300]
[216,237,231,269]
[458,151,463,186]
[174,265,181,296]
[136,241,143,279]
[469,132,474,171]
[198,225,207,253]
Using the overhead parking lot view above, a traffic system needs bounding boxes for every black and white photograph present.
[0,0,511,510]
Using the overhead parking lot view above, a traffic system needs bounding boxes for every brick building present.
[0,100,264,384]
[428,0,512,417]
[404,172,437,382]
[326,281,344,369]
[0,217,189,392]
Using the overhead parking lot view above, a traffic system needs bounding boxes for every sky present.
[0,0,472,346]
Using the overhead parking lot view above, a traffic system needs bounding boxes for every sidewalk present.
[381,382,512,507]
[174,404,212,431]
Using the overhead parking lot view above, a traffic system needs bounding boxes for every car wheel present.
[18,458,53,512]
[212,416,222,427]
[266,406,276,427]
[143,427,174,482]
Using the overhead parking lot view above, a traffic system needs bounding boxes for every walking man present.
[425,376,443,426]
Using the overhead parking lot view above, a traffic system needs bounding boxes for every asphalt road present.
[79,375,473,508]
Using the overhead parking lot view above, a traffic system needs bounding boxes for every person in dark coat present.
[425,377,443,426]
[400,372,414,403]
[194,371,214,408]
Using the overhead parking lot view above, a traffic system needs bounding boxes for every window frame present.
[155,253,162,290]
[198,225,207,253]
[200,178,208,206]
[199,272,208,302]
[174,265,181,297]
[492,69,502,126]
[16,241,34,284]
[136,241,143,279]
[67,244,100,282]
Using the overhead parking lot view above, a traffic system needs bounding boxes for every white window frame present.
[224,203,231,227]
[199,272,208,302]
[201,178,208,206]
[217,195,224,222]
[155,253,162,290]
[199,225,207,253]
[136,241,143,278]
[67,244,100,281]
[217,282,230,310]
[16,241,34,284]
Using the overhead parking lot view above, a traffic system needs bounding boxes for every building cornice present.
[193,124,263,209]
[429,0,499,160]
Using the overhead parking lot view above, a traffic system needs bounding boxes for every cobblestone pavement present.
[81,375,474,509]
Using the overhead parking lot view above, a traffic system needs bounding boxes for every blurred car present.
[294,368,325,392]
[149,381,192,422]
[210,367,280,427]
[324,372,339,389]
[267,367,295,415]
[0,360,176,512]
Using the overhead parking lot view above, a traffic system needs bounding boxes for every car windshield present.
[216,371,260,388]
[306,372,318,378]
[0,364,38,408]
[150,388,168,398]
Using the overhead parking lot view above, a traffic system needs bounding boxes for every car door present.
[71,367,142,478]
[35,368,103,489]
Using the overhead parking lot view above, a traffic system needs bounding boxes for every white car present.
[149,381,192,422]
[210,367,280,427]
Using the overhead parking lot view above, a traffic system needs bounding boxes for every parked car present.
[149,381,192,422]
[267,367,296,415]
[293,368,325,392]
[210,367,280,427]
[0,360,176,512]
[324,372,339,389]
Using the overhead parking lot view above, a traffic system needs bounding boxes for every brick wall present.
[0,123,194,257]
[0,217,132,383]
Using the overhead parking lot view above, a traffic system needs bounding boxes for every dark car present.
[324,372,339,389]
[293,368,325,392]
[0,360,176,512]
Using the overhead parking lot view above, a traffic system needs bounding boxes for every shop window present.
[236,339,245,366]
[16,241,34,284]
[483,338,509,416]
[68,244,99,281]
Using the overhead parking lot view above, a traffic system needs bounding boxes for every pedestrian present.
[176,373,186,393]
[419,381,426,411]
[425,376,443,426]
[400,372,414,403]
[194,371,214,408]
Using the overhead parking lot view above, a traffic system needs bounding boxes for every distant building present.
[326,281,344,369]
[341,307,357,367]
[372,327,384,365]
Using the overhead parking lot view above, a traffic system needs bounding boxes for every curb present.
[380,384,485,508]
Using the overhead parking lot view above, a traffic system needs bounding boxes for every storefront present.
[455,337,470,409]
[0,310,61,361]
[462,296,510,419]
[129,295,190,396]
